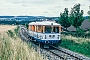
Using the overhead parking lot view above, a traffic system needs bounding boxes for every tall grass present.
[60,34,90,57]
[0,26,47,60]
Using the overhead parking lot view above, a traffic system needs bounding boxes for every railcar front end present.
[28,31,61,45]
[28,21,62,47]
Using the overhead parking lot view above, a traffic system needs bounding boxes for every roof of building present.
[67,19,90,31]
[29,21,61,26]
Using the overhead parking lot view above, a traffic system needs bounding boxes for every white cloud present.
[0,0,90,16]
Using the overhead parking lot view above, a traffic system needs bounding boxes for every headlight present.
[40,36,43,39]
[57,35,60,39]
[39,35,43,39]
[57,37,59,39]
[52,35,55,38]
[49,35,55,38]
[45,35,46,39]
[49,35,51,37]
[58,35,60,36]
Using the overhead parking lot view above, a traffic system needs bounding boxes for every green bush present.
[75,28,85,37]
[14,26,19,36]
[7,30,14,38]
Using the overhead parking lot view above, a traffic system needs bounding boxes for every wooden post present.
[59,26,61,32]
[28,25,31,30]
[37,25,38,32]
[43,26,45,33]
[35,25,36,32]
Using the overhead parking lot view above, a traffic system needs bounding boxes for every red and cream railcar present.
[28,21,61,46]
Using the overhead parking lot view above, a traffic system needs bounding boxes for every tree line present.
[59,3,90,31]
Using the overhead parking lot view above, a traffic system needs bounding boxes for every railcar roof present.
[29,21,60,26]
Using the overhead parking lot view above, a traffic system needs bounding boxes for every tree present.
[87,10,90,16]
[87,6,90,21]
[59,8,71,30]
[25,23,28,29]
[69,3,85,30]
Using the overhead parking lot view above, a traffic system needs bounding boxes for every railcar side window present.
[45,26,52,33]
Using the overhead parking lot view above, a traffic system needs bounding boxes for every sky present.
[0,0,90,17]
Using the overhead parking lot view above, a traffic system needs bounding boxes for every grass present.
[60,34,90,57]
[0,25,47,60]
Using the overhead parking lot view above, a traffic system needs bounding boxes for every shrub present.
[7,30,14,38]
[14,26,19,36]
[75,28,84,37]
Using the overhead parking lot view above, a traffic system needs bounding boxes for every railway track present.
[19,26,90,60]
[46,46,82,60]
[45,49,65,60]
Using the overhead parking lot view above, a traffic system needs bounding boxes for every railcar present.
[28,21,61,48]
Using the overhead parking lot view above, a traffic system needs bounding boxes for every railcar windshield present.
[45,26,59,33]
[53,27,59,33]
[45,26,52,33]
